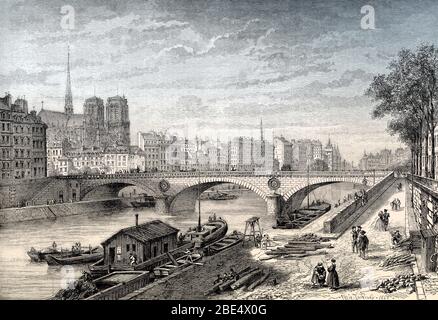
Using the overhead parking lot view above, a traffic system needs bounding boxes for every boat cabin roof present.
[101,220,179,245]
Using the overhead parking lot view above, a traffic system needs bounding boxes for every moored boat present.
[27,246,60,262]
[46,247,103,266]
[27,242,94,262]
[153,251,202,277]
[208,191,238,201]
[205,231,244,255]
[130,195,155,208]
[184,216,228,248]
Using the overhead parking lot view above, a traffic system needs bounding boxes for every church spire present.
[64,45,73,115]
[260,118,263,141]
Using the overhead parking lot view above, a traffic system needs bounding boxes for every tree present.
[366,44,438,178]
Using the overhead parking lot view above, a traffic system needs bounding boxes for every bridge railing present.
[55,170,392,180]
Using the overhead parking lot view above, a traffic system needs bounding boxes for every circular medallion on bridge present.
[159,179,170,193]
[268,177,281,191]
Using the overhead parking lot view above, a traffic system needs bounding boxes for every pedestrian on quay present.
[311,262,326,287]
[351,226,358,253]
[326,259,340,290]
[383,209,390,231]
[357,230,369,259]
[375,211,386,231]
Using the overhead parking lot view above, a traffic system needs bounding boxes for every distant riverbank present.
[0,199,130,224]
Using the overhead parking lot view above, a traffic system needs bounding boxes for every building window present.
[126,244,130,252]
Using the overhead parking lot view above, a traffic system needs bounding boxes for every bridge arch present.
[80,179,159,201]
[168,177,268,214]
[281,179,366,216]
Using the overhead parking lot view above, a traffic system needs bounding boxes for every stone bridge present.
[24,170,392,219]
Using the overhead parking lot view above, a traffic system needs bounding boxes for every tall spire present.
[64,45,73,115]
[260,118,264,141]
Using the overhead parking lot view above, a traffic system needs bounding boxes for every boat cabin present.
[101,218,179,267]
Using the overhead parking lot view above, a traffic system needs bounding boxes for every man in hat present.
[311,262,327,287]
[357,230,369,259]
[351,226,358,253]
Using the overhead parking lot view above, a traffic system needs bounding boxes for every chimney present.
[135,214,139,227]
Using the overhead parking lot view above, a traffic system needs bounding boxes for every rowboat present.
[45,247,103,266]
[27,244,94,262]
[206,231,243,255]
[27,247,60,262]
[153,251,202,277]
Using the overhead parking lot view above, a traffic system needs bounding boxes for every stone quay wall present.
[323,172,396,234]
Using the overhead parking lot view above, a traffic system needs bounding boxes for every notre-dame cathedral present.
[38,47,131,150]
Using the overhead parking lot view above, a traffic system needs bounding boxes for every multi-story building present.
[47,143,63,176]
[0,94,47,181]
[359,148,409,171]
[274,136,293,170]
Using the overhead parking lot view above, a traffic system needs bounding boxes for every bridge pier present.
[154,196,170,214]
[266,193,281,217]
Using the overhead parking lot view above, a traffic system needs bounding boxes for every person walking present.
[326,259,340,290]
[383,209,390,231]
[351,226,358,253]
[357,230,369,259]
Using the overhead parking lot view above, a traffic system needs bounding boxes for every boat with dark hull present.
[200,191,238,201]
[45,247,103,266]
[130,195,155,208]
[27,244,95,262]
[205,231,244,255]
[27,247,60,262]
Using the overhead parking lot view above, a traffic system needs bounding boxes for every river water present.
[0,182,363,299]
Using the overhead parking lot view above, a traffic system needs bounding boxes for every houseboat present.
[90,216,180,276]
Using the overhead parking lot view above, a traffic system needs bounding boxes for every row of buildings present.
[358,148,410,170]
[273,136,348,171]
[1,47,352,180]
[0,94,47,180]
[137,128,274,173]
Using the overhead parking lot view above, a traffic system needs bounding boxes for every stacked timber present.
[204,267,271,296]
[379,253,415,269]
[373,274,427,294]
[273,233,330,243]
[261,239,333,261]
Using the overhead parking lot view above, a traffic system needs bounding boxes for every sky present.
[1,0,438,163]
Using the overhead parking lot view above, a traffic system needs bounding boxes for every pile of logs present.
[261,239,333,261]
[373,273,427,294]
[204,266,271,296]
[393,237,414,252]
[379,253,415,269]
[273,233,330,243]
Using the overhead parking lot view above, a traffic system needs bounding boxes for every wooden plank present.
[167,252,179,266]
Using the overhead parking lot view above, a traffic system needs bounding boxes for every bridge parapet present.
[55,170,391,180]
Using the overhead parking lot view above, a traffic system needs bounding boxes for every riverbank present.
[129,178,420,300]
[0,199,131,224]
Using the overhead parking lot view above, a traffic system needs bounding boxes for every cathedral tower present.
[105,95,130,147]
[83,96,105,148]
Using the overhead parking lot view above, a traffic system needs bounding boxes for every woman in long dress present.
[374,211,386,231]
[327,259,339,290]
